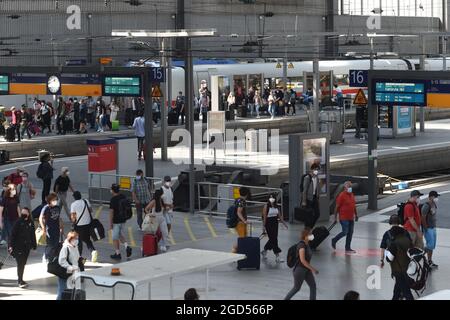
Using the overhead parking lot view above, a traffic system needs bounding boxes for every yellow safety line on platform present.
[108,230,113,244]
[204,216,218,238]
[184,217,197,242]
[168,232,176,245]
[128,227,136,247]
[95,206,103,219]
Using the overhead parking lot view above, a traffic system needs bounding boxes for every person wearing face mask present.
[17,172,36,213]
[421,191,440,268]
[0,184,21,244]
[301,163,321,229]
[261,194,288,263]
[160,176,174,234]
[56,231,81,300]
[131,169,152,230]
[39,193,63,261]
[331,181,358,254]
[403,190,425,249]
[8,207,37,288]
[53,167,74,221]
[284,228,318,300]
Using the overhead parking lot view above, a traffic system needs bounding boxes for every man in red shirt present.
[11,106,22,141]
[403,190,424,249]
[332,181,358,253]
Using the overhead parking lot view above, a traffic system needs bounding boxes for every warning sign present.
[353,89,368,106]
[152,84,162,97]
[276,62,282,69]
[288,62,294,69]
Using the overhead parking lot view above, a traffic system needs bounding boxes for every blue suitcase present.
[237,225,260,270]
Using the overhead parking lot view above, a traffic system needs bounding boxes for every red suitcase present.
[142,234,158,257]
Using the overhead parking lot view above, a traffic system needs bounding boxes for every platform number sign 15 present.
[349,70,368,88]
[150,67,165,83]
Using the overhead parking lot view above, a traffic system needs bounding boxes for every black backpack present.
[36,163,45,179]
[226,205,238,228]
[287,241,303,268]
[299,174,311,193]
[118,197,133,221]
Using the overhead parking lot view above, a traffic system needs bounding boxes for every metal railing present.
[197,182,283,220]
[88,173,163,204]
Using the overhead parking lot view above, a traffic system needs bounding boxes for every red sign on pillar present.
[87,138,117,172]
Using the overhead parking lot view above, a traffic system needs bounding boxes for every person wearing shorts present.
[109,184,132,260]
[421,191,439,268]
[161,176,174,234]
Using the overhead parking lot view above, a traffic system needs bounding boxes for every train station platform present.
[2,108,450,161]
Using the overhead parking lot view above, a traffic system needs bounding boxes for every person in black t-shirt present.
[39,193,63,260]
[53,167,74,221]
[109,184,132,260]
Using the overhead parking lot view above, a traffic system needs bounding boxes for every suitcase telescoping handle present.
[328,221,337,232]
[247,221,253,237]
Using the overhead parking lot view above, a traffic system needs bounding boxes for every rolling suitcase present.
[61,288,86,300]
[294,207,313,223]
[168,112,178,126]
[6,126,15,142]
[0,150,10,164]
[309,222,337,250]
[237,224,260,270]
[194,111,200,121]
[142,233,158,257]
[64,119,73,132]
[225,110,235,121]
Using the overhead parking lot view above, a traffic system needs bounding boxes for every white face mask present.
[71,239,79,247]
[313,170,319,176]
[65,171,70,176]
[136,176,142,180]
[165,182,171,187]
[269,198,275,203]
[10,190,16,196]
[416,198,421,205]
[307,235,315,241]
[51,200,58,206]
[433,198,439,204]
[347,187,353,193]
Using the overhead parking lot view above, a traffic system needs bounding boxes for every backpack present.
[118,197,133,221]
[226,205,238,228]
[397,202,422,226]
[299,174,311,193]
[406,247,430,295]
[286,241,303,268]
[36,163,45,179]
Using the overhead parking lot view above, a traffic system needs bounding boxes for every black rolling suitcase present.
[237,224,260,270]
[168,112,178,126]
[64,119,73,132]
[61,288,86,300]
[0,150,10,164]
[6,127,15,142]
[225,110,235,121]
[309,222,337,250]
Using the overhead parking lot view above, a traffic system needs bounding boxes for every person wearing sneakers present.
[9,207,36,288]
[403,190,425,249]
[232,187,250,253]
[331,181,358,254]
[109,184,132,260]
[161,176,174,235]
[261,194,288,263]
[145,189,170,252]
[53,167,74,221]
[421,191,439,268]
[70,191,98,263]
[131,169,152,230]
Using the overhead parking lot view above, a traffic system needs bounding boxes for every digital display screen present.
[0,74,9,94]
[103,76,141,97]
[374,80,426,106]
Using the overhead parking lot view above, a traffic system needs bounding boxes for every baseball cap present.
[429,191,440,198]
[164,176,171,182]
[410,190,423,197]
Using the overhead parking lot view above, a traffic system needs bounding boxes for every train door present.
[303,71,334,102]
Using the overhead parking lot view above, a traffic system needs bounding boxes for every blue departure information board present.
[373,80,426,106]
[0,74,9,94]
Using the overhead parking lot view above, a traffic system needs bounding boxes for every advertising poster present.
[302,138,327,194]
[397,106,412,134]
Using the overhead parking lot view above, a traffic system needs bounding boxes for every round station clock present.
[47,75,61,94]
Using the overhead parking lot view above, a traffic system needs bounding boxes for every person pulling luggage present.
[331,181,358,254]
[145,189,170,253]
[261,194,288,263]
[284,228,318,300]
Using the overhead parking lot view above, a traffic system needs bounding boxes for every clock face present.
[47,75,61,94]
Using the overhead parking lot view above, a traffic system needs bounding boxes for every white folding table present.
[79,248,245,300]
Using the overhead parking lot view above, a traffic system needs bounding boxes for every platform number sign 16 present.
[150,67,165,83]
[349,70,368,88]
